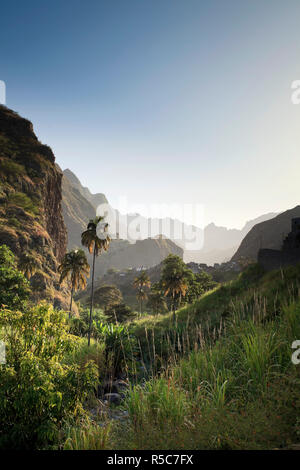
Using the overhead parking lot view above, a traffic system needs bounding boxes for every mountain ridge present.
[63,169,278,265]
[232,205,300,261]
[0,105,70,309]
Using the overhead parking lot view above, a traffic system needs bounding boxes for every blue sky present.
[1,0,300,228]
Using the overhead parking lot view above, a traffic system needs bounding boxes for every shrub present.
[7,191,39,215]
[0,303,98,449]
[0,159,24,178]
[95,322,138,377]
[0,244,31,309]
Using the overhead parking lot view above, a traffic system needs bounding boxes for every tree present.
[147,291,167,315]
[133,270,151,314]
[0,245,30,309]
[58,249,90,319]
[93,284,123,311]
[105,303,134,323]
[81,216,111,346]
[160,254,192,323]
[18,253,40,280]
[186,271,217,303]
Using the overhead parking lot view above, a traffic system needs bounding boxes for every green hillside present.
[112,263,300,450]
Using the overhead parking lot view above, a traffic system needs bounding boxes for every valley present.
[0,106,299,451]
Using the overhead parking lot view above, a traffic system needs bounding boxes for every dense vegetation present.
[0,242,299,450]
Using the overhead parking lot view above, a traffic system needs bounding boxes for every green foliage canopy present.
[0,244,31,309]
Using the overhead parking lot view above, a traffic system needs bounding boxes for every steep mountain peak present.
[0,105,70,309]
[232,205,300,261]
[63,168,108,209]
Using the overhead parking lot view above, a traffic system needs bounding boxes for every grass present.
[112,296,300,449]
[63,422,111,450]
[129,263,300,370]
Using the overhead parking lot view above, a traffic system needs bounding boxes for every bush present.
[95,322,138,377]
[0,303,98,449]
[7,191,39,215]
[0,244,31,309]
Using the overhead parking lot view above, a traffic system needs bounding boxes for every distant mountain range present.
[185,213,278,265]
[62,168,278,267]
[62,170,183,278]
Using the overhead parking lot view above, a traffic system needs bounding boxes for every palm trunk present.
[139,288,142,316]
[172,292,176,325]
[88,246,96,346]
[69,284,74,319]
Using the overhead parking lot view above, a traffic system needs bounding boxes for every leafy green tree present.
[18,253,41,280]
[58,249,90,318]
[0,303,98,449]
[0,245,30,309]
[186,271,217,303]
[105,303,134,323]
[160,255,193,323]
[81,216,111,346]
[93,284,123,311]
[133,270,151,314]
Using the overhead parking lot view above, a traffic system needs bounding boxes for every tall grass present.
[114,293,300,450]
[63,423,111,450]
[129,263,300,373]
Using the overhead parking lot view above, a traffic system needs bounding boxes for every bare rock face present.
[232,206,300,262]
[0,105,70,309]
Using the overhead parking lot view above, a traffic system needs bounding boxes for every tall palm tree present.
[133,270,151,315]
[18,253,40,280]
[81,216,111,345]
[58,249,90,318]
[160,255,191,324]
[162,274,189,324]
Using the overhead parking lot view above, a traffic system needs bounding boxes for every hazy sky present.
[1,0,300,228]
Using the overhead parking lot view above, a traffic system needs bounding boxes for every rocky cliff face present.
[61,172,96,249]
[63,168,107,209]
[232,206,300,262]
[0,105,69,308]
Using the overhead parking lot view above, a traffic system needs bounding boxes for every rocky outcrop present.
[232,206,300,262]
[258,217,300,271]
[0,105,70,309]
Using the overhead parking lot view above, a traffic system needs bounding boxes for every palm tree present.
[160,255,190,324]
[81,216,111,345]
[58,249,90,319]
[18,253,40,280]
[133,270,151,314]
[147,291,167,315]
[162,274,188,324]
